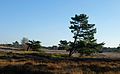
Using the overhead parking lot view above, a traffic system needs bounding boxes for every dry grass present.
[0,51,119,74]
[0,59,119,74]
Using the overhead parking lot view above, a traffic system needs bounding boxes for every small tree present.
[21,37,29,49]
[26,40,41,51]
[13,41,19,48]
[21,37,29,45]
[58,40,69,50]
[117,44,120,49]
[69,14,104,56]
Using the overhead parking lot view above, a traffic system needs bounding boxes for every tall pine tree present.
[69,14,104,56]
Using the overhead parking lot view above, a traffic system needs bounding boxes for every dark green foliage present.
[117,44,120,49]
[58,40,70,50]
[26,40,41,51]
[69,14,104,56]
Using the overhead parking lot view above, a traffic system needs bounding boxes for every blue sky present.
[0,0,120,47]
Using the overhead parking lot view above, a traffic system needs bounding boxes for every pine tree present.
[26,40,41,51]
[58,40,69,50]
[69,14,104,56]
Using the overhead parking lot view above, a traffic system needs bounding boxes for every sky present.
[0,0,120,47]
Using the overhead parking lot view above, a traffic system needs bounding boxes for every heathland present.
[0,47,119,74]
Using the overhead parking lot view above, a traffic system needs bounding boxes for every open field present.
[0,49,119,74]
[41,49,120,59]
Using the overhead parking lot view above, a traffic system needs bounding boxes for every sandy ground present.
[98,52,120,58]
[41,49,120,58]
